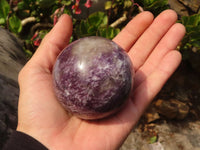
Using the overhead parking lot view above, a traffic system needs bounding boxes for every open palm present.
[17,10,185,150]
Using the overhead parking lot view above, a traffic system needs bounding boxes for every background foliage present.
[0,0,200,60]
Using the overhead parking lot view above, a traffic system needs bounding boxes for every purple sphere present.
[53,36,134,120]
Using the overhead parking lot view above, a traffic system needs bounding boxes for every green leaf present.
[63,9,72,16]
[181,14,200,26]
[179,14,200,51]
[149,136,157,144]
[105,1,112,10]
[101,15,108,27]
[105,1,117,10]
[0,0,10,20]
[124,0,132,8]
[88,12,108,28]
[191,41,200,48]
[24,49,33,58]
[143,0,168,9]
[61,0,72,6]
[75,20,93,38]
[38,0,56,8]
[88,12,108,27]
[190,30,200,40]
[80,21,89,34]
[142,0,169,15]
[87,25,97,34]
[9,15,22,34]
[0,18,6,25]
[99,27,120,39]
[17,1,29,10]
[39,30,49,39]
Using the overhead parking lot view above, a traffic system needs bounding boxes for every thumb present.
[30,14,73,71]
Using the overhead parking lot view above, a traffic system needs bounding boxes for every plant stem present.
[110,12,127,28]
[21,17,36,27]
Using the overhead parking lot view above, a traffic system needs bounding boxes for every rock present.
[141,142,164,150]
[0,27,26,81]
[178,0,200,13]
[145,112,160,123]
[145,107,160,123]
[154,99,189,120]
[0,120,7,149]
[0,120,7,135]
[156,121,200,150]
[120,127,148,150]
[168,0,189,16]
[0,27,26,149]
[170,99,190,120]
[0,74,19,110]
[154,99,178,119]
[120,121,200,150]
[174,88,190,102]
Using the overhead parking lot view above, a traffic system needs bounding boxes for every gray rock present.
[0,27,26,81]
[168,0,189,16]
[0,27,27,149]
[120,121,200,150]
[178,0,200,12]
[154,99,190,120]
[0,120,6,134]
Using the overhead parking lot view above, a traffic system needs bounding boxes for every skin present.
[17,10,185,150]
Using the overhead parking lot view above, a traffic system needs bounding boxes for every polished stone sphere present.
[53,36,134,120]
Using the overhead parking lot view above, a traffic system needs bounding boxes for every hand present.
[17,10,185,150]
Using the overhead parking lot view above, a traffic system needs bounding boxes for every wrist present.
[3,131,48,150]
[16,125,48,149]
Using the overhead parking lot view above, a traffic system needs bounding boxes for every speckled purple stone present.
[53,36,134,120]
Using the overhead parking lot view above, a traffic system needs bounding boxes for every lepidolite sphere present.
[53,36,134,120]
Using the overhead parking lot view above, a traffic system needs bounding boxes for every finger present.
[128,9,178,71]
[134,23,186,87]
[102,51,181,137]
[132,50,182,116]
[31,14,73,71]
[113,11,154,51]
